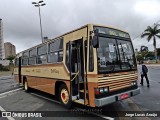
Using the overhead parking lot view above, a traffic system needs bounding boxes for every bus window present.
[49,39,63,52]
[29,57,36,65]
[89,40,94,72]
[84,40,87,72]
[15,58,19,66]
[48,39,63,63]
[23,51,29,57]
[65,43,69,71]
[22,51,29,66]
[48,52,58,63]
[22,58,28,66]
[29,48,37,57]
[38,44,47,55]
[29,48,37,65]
[37,55,47,64]
[37,44,47,64]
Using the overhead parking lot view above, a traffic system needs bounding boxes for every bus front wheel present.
[24,80,30,92]
[59,84,72,108]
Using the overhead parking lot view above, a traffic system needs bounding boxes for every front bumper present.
[95,88,140,107]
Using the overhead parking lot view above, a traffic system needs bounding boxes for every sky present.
[0,0,160,53]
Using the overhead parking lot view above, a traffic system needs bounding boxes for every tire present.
[24,80,30,92]
[59,84,72,108]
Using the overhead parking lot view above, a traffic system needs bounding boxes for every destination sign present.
[94,26,130,38]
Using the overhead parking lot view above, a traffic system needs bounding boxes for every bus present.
[14,24,140,108]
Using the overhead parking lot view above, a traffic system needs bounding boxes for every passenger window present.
[37,44,47,64]
[29,48,37,57]
[22,58,28,66]
[49,39,63,52]
[15,58,19,66]
[22,51,29,66]
[38,44,47,55]
[29,57,36,65]
[37,55,47,64]
[48,39,63,63]
[23,51,29,57]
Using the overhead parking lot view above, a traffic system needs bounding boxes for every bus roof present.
[92,24,129,34]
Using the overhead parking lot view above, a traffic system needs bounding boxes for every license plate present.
[120,93,129,100]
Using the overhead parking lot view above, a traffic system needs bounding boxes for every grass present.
[0,71,12,76]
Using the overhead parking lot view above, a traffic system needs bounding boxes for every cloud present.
[0,0,160,52]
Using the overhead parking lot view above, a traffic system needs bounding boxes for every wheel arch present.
[55,81,67,96]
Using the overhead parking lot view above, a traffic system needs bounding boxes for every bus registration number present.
[120,93,128,100]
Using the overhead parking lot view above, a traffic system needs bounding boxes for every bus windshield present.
[97,37,136,73]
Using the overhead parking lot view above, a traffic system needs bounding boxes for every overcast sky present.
[0,0,160,53]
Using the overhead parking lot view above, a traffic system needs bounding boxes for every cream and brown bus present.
[14,24,140,108]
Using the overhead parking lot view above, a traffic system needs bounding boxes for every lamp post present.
[32,1,46,43]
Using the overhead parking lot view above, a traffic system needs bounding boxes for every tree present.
[136,53,143,63]
[6,55,15,64]
[141,25,160,63]
[145,51,155,60]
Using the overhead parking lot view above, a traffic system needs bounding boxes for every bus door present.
[68,39,87,104]
[18,57,22,83]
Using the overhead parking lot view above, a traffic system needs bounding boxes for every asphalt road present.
[0,66,160,120]
[133,66,160,111]
[0,75,20,94]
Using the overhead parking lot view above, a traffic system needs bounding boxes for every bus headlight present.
[99,88,104,93]
[131,81,137,86]
[95,87,109,95]
[104,87,109,92]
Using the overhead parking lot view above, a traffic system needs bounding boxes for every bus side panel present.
[24,75,70,95]
[35,78,70,95]
[26,76,55,94]
[26,76,37,88]
[87,75,98,107]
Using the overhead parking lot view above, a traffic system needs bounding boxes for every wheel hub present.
[61,88,69,104]
[25,82,27,90]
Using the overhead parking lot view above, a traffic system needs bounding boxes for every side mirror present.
[92,36,99,48]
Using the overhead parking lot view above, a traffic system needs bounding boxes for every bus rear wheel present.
[59,84,72,108]
[24,80,30,92]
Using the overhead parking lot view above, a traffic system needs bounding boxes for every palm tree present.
[141,25,160,63]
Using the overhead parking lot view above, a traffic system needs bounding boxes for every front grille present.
[98,72,138,91]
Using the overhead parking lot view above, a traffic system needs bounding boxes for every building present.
[0,18,5,60]
[4,42,16,59]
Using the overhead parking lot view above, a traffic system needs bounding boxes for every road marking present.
[0,92,19,99]
[126,98,151,120]
[0,106,15,120]
[0,88,23,97]
[31,92,114,120]
[0,76,13,80]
